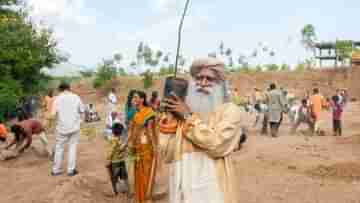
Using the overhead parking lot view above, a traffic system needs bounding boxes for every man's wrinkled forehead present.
[196,68,217,78]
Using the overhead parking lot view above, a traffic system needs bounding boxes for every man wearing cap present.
[51,82,84,176]
[161,57,246,203]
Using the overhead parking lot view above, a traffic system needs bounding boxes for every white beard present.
[185,80,224,122]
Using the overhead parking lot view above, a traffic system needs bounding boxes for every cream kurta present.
[167,102,244,203]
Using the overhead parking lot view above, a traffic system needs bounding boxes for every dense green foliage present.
[0,78,22,122]
[336,40,353,60]
[0,0,61,121]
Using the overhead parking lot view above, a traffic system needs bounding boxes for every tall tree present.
[251,49,258,58]
[219,41,224,56]
[113,53,123,63]
[143,45,153,65]
[238,55,246,65]
[301,24,317,51]
[163,54,170,63]
[225,48,232,57]
[0,0,62,121]
[228,56,234,67]
[269,50,276,57]
[136,42,144,65]
[156,50,163,59]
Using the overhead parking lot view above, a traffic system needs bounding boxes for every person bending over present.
[4,119,50,156]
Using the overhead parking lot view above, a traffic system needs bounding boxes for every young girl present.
[331,96,343,136]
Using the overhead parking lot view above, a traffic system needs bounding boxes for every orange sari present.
[129,107,157,203]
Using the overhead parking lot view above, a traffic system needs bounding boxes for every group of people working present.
[0,82,84,177]
[234,84,348,138]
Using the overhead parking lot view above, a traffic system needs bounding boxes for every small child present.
[291,99,313,134]
[106,123,129,195]
[331,96,343,136]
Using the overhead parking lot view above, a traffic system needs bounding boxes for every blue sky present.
[26,0,360,69]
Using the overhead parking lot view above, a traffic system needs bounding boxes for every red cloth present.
[332,103,343,121]
[0,124,8,139]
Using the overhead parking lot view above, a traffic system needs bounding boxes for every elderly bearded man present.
[161,57,246,203]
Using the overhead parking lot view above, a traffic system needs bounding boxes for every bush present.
[295,63,306,72]
[280,64,290,71]
[266,64,280,71]
[255,65,263,72]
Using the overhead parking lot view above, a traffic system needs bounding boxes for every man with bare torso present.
[3,119,50,157]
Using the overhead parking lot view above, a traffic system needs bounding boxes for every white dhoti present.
[169,152,224,203]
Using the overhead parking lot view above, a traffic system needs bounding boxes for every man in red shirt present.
[4,119,50,156]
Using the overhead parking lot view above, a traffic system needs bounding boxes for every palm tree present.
[225,48,232,57]
[301,24,317,51]
[156,50,163,60]
[269,50,275,57]
[238,55,245,65]
[114,53,123,62]
[229,56,234,67]
[225,48,233,67]
[179,55,186,67]
[137,42,144,54]
[143,45,153,65]
[219,41,224,56]
[163,54,169,63]
[252,49,258,58]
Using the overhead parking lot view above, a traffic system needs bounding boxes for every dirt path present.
[1,102,360,203]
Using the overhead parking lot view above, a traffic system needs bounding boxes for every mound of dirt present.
[0,149,18,161]
[307,162,360,181]
[45,174,113,203]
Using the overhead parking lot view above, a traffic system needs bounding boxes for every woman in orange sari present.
[128,91,158,203]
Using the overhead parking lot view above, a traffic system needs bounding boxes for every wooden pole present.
[174,0,191,78]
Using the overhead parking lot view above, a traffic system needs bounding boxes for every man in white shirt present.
[51,82,84,176]
[104,111,122,140]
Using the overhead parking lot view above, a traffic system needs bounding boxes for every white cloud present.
[27,0,95,25]
[154,0,181,12]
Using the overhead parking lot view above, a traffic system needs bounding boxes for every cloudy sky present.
[26,0,360,69]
